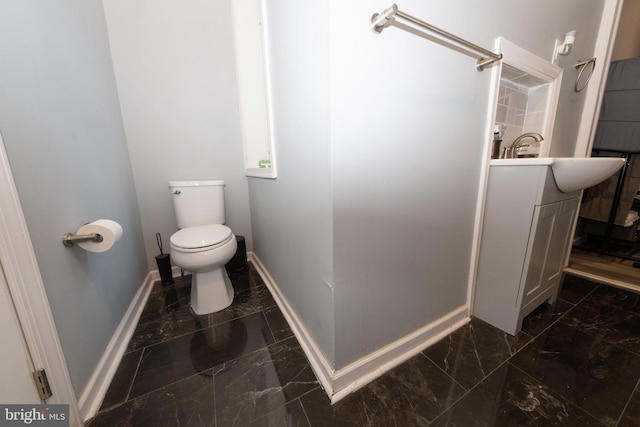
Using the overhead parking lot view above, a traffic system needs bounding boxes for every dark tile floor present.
[86,267,640,426]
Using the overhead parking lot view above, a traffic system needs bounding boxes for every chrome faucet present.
[501,132,544,159]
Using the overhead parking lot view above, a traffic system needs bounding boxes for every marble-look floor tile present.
[423,318,531,389]
[429,363,606,427]
[358,353,466,425]
[520,298,573,337]
[247,399,311,427]
[99,349,142,411]
[138,285,167,321]
[130,267,271,351]
[130,311,275,399]
[161,285,192,313]
[558,274,600,304]
[127,301,210,352]
[301,354,466,426]
[143,275,193,320]
[264,306,294,342]
[209,284,277,326]
[90,272,640,426]
[87,371,215,427]
[298,387,371,426]
[214,336,318,426]
[559,285,640,355]
[127,276,206,352]
[509,321,640,426]
[618,387,640,427]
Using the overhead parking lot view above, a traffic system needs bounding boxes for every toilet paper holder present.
[62,232,104,247]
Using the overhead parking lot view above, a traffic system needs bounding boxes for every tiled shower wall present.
[495,80,548,155]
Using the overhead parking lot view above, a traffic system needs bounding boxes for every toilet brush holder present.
[155,254,174,286]
[225,235,248,275]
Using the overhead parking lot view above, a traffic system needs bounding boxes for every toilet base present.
[190,267,234,315]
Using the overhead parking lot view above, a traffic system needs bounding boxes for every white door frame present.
[563,0,624,268]
[574,0,624,157]
[0,133,81,426]
[0,258,41,403]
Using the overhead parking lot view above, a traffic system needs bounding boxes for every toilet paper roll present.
[76,219,123,253]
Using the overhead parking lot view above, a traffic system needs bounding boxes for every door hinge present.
[32,369,53,400]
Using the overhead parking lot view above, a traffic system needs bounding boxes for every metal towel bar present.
[371,4,502,71]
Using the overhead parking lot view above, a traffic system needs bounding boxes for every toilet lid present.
[170,224,232,250]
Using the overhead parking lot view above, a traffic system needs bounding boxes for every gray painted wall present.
[251,0,605,369]
[330,1,487,366]
[0,0,608,394]
[102,0,253,271]
[249,0,335,360]
[0,1,147,393]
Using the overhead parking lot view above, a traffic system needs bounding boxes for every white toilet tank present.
[169,180,226,228]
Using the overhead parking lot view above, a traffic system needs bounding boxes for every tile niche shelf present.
[231,0,277,179]
[492,38,562,158]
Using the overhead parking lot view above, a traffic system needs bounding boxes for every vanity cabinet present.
[473,164,580,335]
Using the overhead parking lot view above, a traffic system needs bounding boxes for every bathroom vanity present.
[473,163,580,335]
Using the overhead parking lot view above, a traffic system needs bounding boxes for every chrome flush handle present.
[171,190,181,195]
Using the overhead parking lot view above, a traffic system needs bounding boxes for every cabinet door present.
[541,197,580,292]
[520,203,558,307]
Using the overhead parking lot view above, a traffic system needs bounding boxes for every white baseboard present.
[249,253,336,398]
[329,305,469,403]
[250,252,470,404]
[77,270,156,422]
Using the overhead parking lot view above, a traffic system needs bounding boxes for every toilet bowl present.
[168,180,238,315]
[170,224,237,314]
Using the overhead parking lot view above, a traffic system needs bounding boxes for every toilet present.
[168,180,237,315]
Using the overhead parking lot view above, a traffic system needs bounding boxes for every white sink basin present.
[490,157,625,193]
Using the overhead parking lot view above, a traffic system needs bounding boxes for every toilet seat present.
[170,224,233,252]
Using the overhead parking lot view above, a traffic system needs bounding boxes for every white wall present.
[330,2,490,367]
[251,0,606,370]
[249,0,335,360]
[102,0,252,270]
[0,1,148,393]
